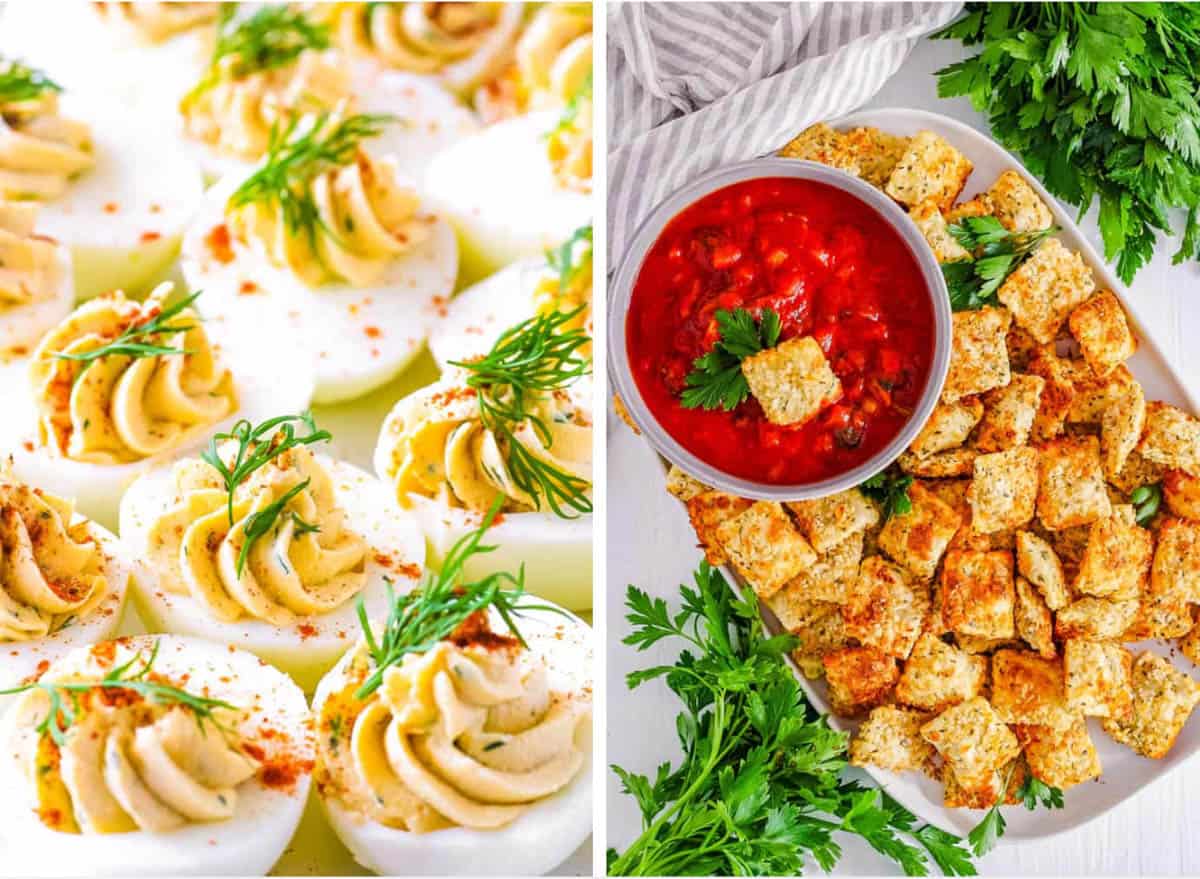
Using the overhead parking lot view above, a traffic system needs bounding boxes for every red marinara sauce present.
[626,177,935,485]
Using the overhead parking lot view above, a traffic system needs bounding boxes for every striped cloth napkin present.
[607,1,963,265]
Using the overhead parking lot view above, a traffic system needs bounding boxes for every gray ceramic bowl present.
[608,158,953,502]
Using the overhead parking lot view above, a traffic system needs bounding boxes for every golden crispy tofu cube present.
[1063,638,1134,718]
[1110,449,1168,495]
[941,550,1016,639]
[943,307,1013,404]
[1015,530,1071,610]
[1151,517,1200,604]
[1037,436,1112,531]
[1007,324,1041,372]
[1101,382,1146,481]
[742,336,842,427]
[665,465,710,502]
[898,447,978,478]
[850,705,934,772]
[968,447,1040,533]
[1027,345,1078,441]
[791,608,849,679]
[1102,652,1200,758]
[686,490,753,565]
[774,531,864,607]
[943,760,1025,810]
[822,646,899,717]
[715,501,817,598]
[974,374,1045,453]
[895,631,989,711]
[946,194,994,224]
[1123,591,1194,641]
[1055,597,1141,640]
[909,200,971,263]
[1016,719,1102,790]
[1139,401,1200,476]
[842,556,930,658]
[877,482,963,579]
[909,397,984,458]
[921,696,1022,786]
[985,170,1054,234]
[990,649,1076,728]
[1164,469,1200,522]
[843,127,911,187]
[1069,363,1136,424]
[1069,290,1136,376]
[787,489,880,555]
[767,589,838,633]
[884,130,974,212]
[998,239,1096,344]
[778,123,859,173]
[1075,505,1153,600]
[1015,575,1055,658]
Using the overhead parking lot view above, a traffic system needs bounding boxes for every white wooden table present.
[605,38,1200,876]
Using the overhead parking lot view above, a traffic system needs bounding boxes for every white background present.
[605,37,1200,876]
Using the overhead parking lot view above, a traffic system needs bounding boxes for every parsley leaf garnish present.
[966,767,1064,857]
[0,57,61,104]
[942,217,1057,311]
[1132,482,1162,525]
[859,467,913,520]
[680,307,781,411]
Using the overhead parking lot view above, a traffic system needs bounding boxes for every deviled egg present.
[424,3,592,281]
[0,202,74,357]
[0,282,315,528]
[0,465,132,710]
[182,111,458,405]
[311,538,592,876]
[119,415,426,691]
[0,634,314,877]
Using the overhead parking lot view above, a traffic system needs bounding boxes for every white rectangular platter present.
[653,106,1200,842]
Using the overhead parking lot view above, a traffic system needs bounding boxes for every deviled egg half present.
[0,464,132,711]
[182,110,458,405]
[0,201,74,357]
[0,282,315,528]
[0,634,314,877]
[0,57,205,300]
[312,516,592,876]
[425,3,592,281]
[119,413,426,692]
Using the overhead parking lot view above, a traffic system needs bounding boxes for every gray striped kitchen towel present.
[608,1,963,265]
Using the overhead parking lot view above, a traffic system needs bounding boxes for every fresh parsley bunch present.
[681,307,781,411]
[935,3,1200,283]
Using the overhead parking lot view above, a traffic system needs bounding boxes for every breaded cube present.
[921,696,1021,785]
[1164,469,1200,522]
[1016,530,1072,610]
[1101,382,1146,480]
[1069,290,1136,376]
[1151,517,1200,603]
[742,336,842,427]
[686,491,753,564]
[774,531,864,606]
[1015,575,1055,658]
[877,482,963,579]
[940,549,1016,639]
[990,649,1076,728]
[767,590,838,634]
[1063,638,1134,718]
[895,631,988,711]
[942,760,1025,810]
[778,123,859,173]
[1111,449,1168,495]
[943,307,1013,403]
[1123,591,1194,641]
[665,465,709,502]
[884,130,974,212]
[1037,436,1112,531]
[1055,597,1141,640]
[974,374,1046,452]
[843,127,911,187]
[1139,401,1200,476]
[1027,345,1078,441]
[1102,652,1200,758]
[1016,719,1102,790]
[1007,324,1041,372]
[909,200,971,263]
[908,397,984,458]
[714,501,817,598]
[946,194,994,224]
[898,447,978,478]
[850,705,935,772]
[968,447,1040,533]
[791,609,849,679]
[1075,505,1153,600]
[842,556,929,659]
[822,646,899,717]
[985,170,1054,234]
[1069,363,1136,424]
[997,239,1096,344]
[787,489,879,554]
[1180,618,1200,665]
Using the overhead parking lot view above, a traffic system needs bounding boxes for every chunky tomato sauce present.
[626,177,934,485]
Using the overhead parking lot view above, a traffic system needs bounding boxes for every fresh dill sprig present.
[0,640,238,747]
[546,224,593,292]
[226,112,393,251]
[550,70,592,139]
[53,291,201,364]
[234,478,318,577]
[353,499,566,699]
[448,307,593,518]
[0,58,61,104]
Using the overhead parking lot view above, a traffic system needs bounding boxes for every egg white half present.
[312,603,593,877]
[0,634,313,878]
[119,454,426,693]
[181,175,459,406]
[0,239,74,356]
[423,111,591,284]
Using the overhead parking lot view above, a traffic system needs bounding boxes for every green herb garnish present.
[547,224,593,292]
[1132,482,1162,524]
[0,640,237,746]
[53,291,201,364]
[941,217,1057,311]
[550,70,592,139]
[680,307,781,411]
[858,467,914,521]
[449,307,592,518]
[234,478,314,576]
[0,58,61,104]
[966,767,1064,857]
[608,561,978,876]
